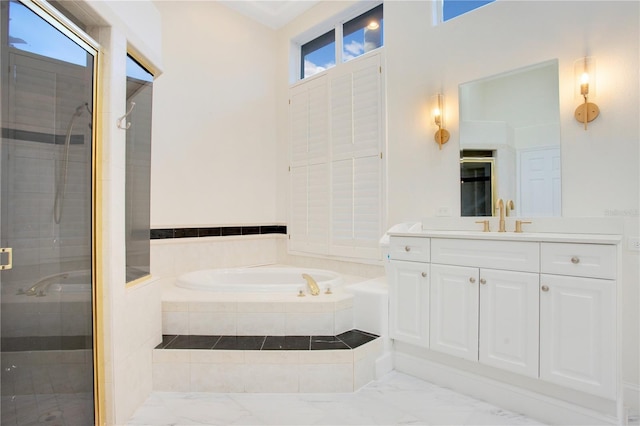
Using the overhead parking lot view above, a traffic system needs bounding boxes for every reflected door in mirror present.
[461,158,494,216]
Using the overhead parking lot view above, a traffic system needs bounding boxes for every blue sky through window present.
[127,56,154,82]
[443,0,495,21]
[302,4,383,79]
[303,41,335,78]
[343,21,384,63]
[8,0,88,67]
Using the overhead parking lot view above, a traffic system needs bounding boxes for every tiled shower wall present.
[1,139,91,289]
[1,138,91,339]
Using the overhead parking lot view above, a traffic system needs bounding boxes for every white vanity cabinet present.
[429,264,479,361]
[479,268,540,377]
[385,222,623,422]
[387,237,430,347]
[429,239,540,376]
[539,243,617,399]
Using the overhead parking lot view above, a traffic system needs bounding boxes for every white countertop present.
[387,230,622,244]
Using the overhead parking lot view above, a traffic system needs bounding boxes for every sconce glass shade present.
[574,56,599,129]
[574,57,596,98]
[431,93,450,149]
[431,93,445,127]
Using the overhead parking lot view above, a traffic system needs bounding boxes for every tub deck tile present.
[310,336,350,350]
[155,329,377,351]
[214,336,266,350]
[164,335,221,350]
[262,336,310,350]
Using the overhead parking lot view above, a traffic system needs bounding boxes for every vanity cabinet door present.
[430,264,479,361]
[479,269,539,378]
[539,274,616,399]
[388,260,430,347]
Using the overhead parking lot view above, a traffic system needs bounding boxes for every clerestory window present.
[443,0,495,21]
[300,3,383,80]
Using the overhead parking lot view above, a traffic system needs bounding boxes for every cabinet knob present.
[479,278,486,285]
[421,272,427,278]
[541,285,549,292]
[405,246,411,252]
[571,256,580,264]
[469,277,476,284]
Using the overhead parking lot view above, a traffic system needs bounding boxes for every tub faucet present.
[496,198,506,232]
[21,272,69,296]
[302,273,320,296]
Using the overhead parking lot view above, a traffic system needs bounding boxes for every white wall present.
[276,0,639,413]
[150,1,278,227]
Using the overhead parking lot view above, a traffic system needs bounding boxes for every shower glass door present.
[1,1,96,424]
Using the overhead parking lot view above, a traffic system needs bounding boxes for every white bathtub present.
[21,270,92,297]
[175,267,343,294]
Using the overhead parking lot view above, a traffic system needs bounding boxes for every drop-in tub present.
[175,267,343,294]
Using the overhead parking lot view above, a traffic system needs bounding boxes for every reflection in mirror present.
[459,60,561,217]
[460,153,494,216]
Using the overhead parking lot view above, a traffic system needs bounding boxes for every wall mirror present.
[459,60,561,217]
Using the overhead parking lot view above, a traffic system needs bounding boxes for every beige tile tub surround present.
[160,277,355,337]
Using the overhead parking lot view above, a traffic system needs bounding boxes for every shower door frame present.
[3,1,105,424]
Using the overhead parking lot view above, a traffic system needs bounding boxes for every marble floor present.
[126,371,547,425]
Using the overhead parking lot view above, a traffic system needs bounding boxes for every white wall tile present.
[152,362,189,392]
[188,312,237,335]
[162,311,188,335]
[190,350,244,364]
[236,313,285,335]
[244,350,300,365]
[300,350,352,365]
[190,363,245,392]
[298,363,353,392]
[243,364,299,393]
[334,307,354,335]
[285,312,333,335]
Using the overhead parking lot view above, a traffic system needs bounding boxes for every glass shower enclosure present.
[0,1,96,424]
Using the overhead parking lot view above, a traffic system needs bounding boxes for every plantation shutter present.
[288,52,384,260]
[329,54,382,259]
[289,75,329,254]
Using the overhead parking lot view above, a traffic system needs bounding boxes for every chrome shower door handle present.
[0,247,13,270]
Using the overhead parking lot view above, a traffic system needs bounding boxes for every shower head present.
[74,102,92,117]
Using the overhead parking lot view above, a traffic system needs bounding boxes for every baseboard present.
[375,351,393,378]
[394,351,620,425]
[624,382,640,418]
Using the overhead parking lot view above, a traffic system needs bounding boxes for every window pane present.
[343,4,383,63]
[443,0,495,21]
[301,29,335,79]
[8,0,88,66]
[125,55,153,283]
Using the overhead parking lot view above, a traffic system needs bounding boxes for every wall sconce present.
[574,57,599,130]
[432,93,450,149]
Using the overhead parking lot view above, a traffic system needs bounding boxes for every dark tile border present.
[1,336,93,352]
[151,225,286,240]
[2,127,86,145]
[155,330,378,351]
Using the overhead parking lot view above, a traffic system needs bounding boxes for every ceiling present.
[218,0,320,29]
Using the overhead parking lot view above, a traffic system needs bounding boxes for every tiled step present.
[152,329,383,393]
[155,329,377,351]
